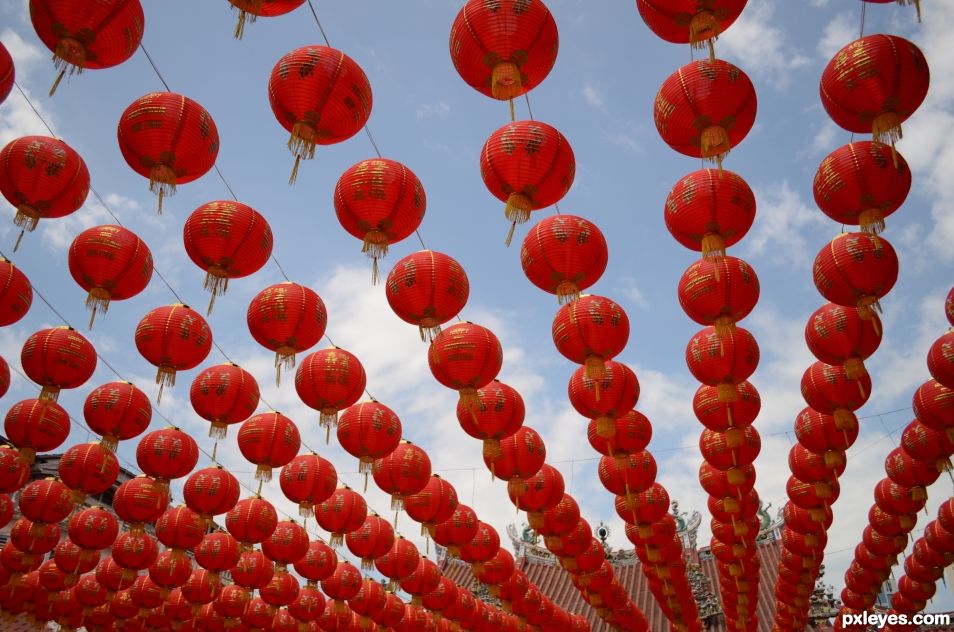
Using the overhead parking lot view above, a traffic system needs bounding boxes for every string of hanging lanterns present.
[773,6,931,629]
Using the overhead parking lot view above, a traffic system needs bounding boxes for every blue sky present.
[1,0,952,616]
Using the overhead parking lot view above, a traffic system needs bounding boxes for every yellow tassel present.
[329,533,343,548]
[362,231,389,285]
[701,233,726,260]
[555,281,582,304]
[823,450,845,468]
[834,409,855,430]
[491,61,522,101]
[700,126,730,170]
[726,468,745,486]
[724,427,743,448]
[596,416,616,439]
[155,365,177,405]
[844,357,867,379]
[717,383,738,403]
[872,112,903,149]
[149,165,177,215]
[483,438,502,460]
[209,422,228,440]
[13,205,40,234]
[289,155,301,185]
[714,315,736,338]
[274,346,297,386]
[814,482,832,499]
[287,122,317,185]
[203,269,229,315]
[49,70,66,96]
[584,355,607,381]
[858,209,886,235]
[254,464,273,482]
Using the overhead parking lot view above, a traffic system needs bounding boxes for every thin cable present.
[13,83,56,137]
[860,1,867,38]
[364,126,383,159]
[306,0,333,46]
[138,44,171,92]
[524,93,535,121]
[213,164,239,201]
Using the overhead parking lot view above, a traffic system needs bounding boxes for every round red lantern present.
[459,522,501,569]
[449,0,558,102]
[242,595,276,628]
[314,487,367,547]
[0,258,32,326]
[567,360,639,437]
[813,233,899,319]
[693,380,760,432]
[813,141,911,234]
[534,493,581,535]
[552,295,630,379]
[806,303,882,380]
[457,380,524,458]
[385,250,469,339]
[117,92,219,212]
[68,224,153,327]
[237,411,301,481]
[474,548,515,586]
[400,557,441,603]
[0,135,90,246]
[135,304,212,402]
[801,361,872,426]
[429,503,479,558]
[404,475,458,534]
[686,326,759,401]
[521,214,608,303]
[227,0,304,38]
[83,381,151,451]
[598,451,657,498]
[247,282,327,383]
[21,326,96,401]
[280,452,338,518]
[320,561,362,609]
[428,322,502,407]
[136,427,200,488]
[294,539,338,584]
[928,332,954,390]
[480,121,575,243]
[510,463,564,516]
[54,539,98,577]
[337,401,402,475]
[58,442,119,503]
[372,440,431,513]
[334,159,426,282]
[789,443,846,483]
[155,506,206,553]
[181,568,220,609]
[289,583,326,623]
[4,398,70,463]
[195,532,241,577]
[190,363,260,438]
[820,35,929,146]
[699,426,761,470]
[262,520,310,571]
[0,445,29,493]
[113,476,169,529]
[261,571,299,607]
[0,42,12,104]
[268,45,372,182]
[345,514,394,571]
[112,530,159,576]
[587,409,652,461]
[484,425,546,484]
[664,168,756,258]
[226,496,279,547]
[372,591,405,627]
[654,60,757,167]
[29,0,144,93]
[913,379,954,436]
[231,548,274,591]
[678,256,759,335]
[348,577,387,625]
[183,200,273,312]
[10,516,59,557]
[295,348,367,434]
[794,407,859,454]
[183,466,241,522]
[636,1,747,57]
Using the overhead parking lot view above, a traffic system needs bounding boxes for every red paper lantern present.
[664,168,755,259]
[813,141,911,234]
[129,574,163,613]
[428,322,502,407]
[686,326,759,401]
[58,442,119,503]
[117,92,219,212]
[699,426,760,470]
[794,407,858,453]
[787,475,840,510]
[457,380,524,458]
[261,571,299,607]
[521,214,608,303]
[813,233,899,319]
[568,360,639,437]
[0,42,12,104]
[484,425,546,484]
[295,347,366,436]
[0,445,29,493]
[372,441,432,513]
[404,475,458,534]
[21,327,97,402]
[136,427,200,487]
[385,250,468,340]
[112,530,159,575]
[183,200,273,311]
[135,304,212,402]
[699,461,754,499]
[0,135,90,246]
[231,548,274,591]
[68,224,153,327]
[693,380,760,432]
[913,379,954,436]
[237,411,301,481]
[820,35,929,146]
[533,494,580,536]
[928,332,954,390]
[227,0,304,38]
[280,452,338,518]
[155,506,205,554]
[654,59,757,166]
[10,516,59,557]
[552,294,630,380]
[190,363,260,438]
[0,258,32,326]
[449,0,558,102]
[345,514,394,571]
[334,159,426,282]
[789,443,846,483]
[901,420,954,466]
[586,409,652,461]
[806,303,882,381]
[289,583,326,623]
[459,521,501,568]
[242,595,276,628]
[247,282,327,383]
[598,451,657,498]
[337,401,402,475]
[348,578,387,625]
[875,478,926,515]
[181,569,220,608]
[268,45,372,182]
[401,557,442,604]
[183,466,241,522]
[83,381,151,451]
[314,487,367,547]
[113,476,169,529]
[226,497,279,547]
[195,532,241,577]
[54,539,98,577]
[678,256,759,335]
[801,361,872,426]
[636,1,747,56]
[320,562,362,609]
[480,121,575,243]
[294,539,338,584]
[371,591,405,627]
[511,463,564,517]
[262,520,310,571]
[4,398,70,463]
[429,503,479,558]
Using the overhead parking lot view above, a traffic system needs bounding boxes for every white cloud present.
[817,12,858,60]
[811,120,840,156]
[415,101,450,121]
[741,180,828,266]
[717,0,812,90]
[581,84,604,109]
[810,0,831,6]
